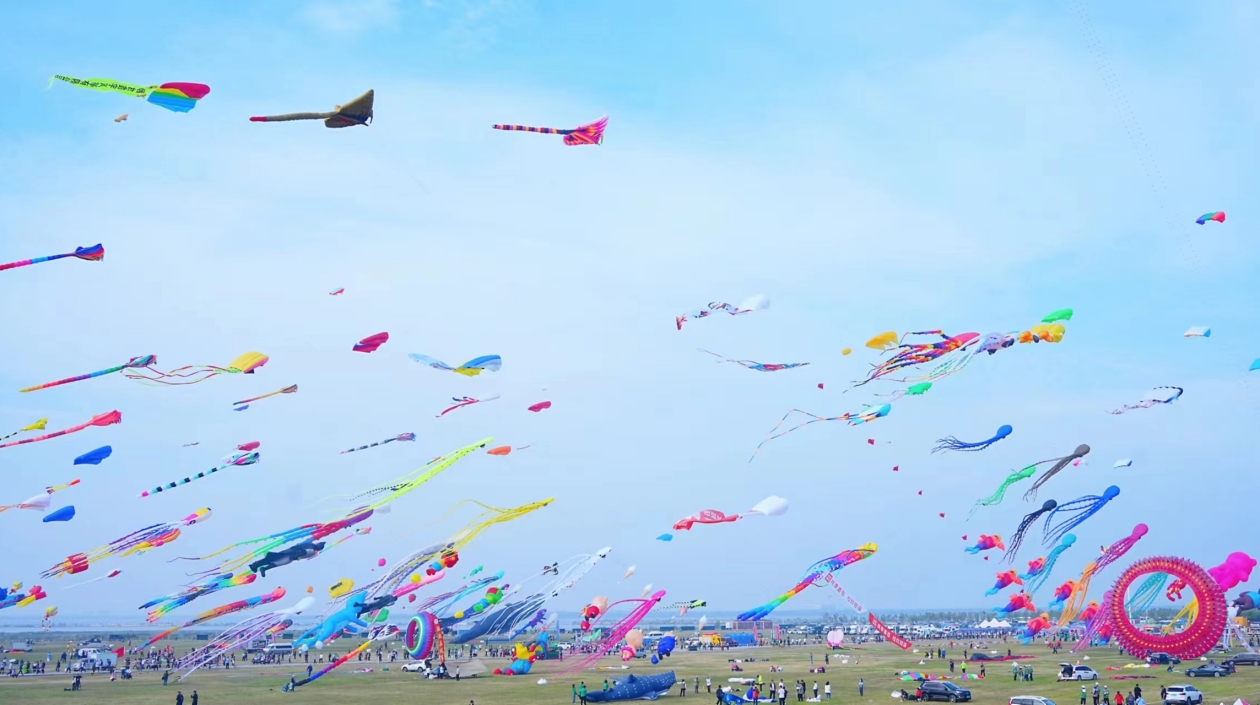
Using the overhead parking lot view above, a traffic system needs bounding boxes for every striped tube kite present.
[1,244,103,273]
[0,411,121,451]
[51,76,209,112]
[20,355,156,393]
[737,544,877,621]
[232,385,297,406]
[140,572,258,621]
[124,351,269,386]
[340,433,416,454]
[493,116,607,146]
[1195,211,1225,225]
[138,451,260,497]
[42,508,212,578]
[250,90,373,128]
[137,587,287,650]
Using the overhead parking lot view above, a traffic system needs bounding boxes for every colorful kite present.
[73,446,112,465]
[138,451,260,497]
[0,411,121,451]
[1055,524,1147,624]
[737,545,877,621]
[1,244,104,274]
[1184,326,1211,338]
[966,465,1034,520]
[1020,556,1047,582]
[42,508,212,578]
[19,355,154,392]
[1195,211,1225,224]
[353,333,389,353]
[408,353,502,376]
[0,418,47,443]
[140,572,257,621]
[1041,486,1120,545]
[232,384,297,406]
[124,352,268,386]
[43,506,76,523]
[1048,580,1078,610]
[749,404,891,463]
[852,331,979,387]
[995,591,1035,615]
[1,480,80,515]
[175,508,370,580]
[340,433,416,454]
[673,496,788,530]
[560,590,666,676]
[1108,387,1183,414]
[334,437,491,513]
[177,596,316,680]
[138,587,287,650]
[986,570,1023,596]
[250,90,374,128]
[675,295,768,330]
[933,424,1012,453]
[865,332,899,350]
[965,535,1005,555]
[874,381,933,401]
[51,76,209,112]
[1024,534,1076,595]
[698,349,809,372]
[1042,309,1074,323]
[1022,444,1091,500]
[436,397,499,417]
[527,401,552,412]
[1002,500,1057,562]
[329,288,344,296]
[493,116,608,146]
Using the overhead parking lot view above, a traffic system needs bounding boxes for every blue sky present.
[1,0,1258,624]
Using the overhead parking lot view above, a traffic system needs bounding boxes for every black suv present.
[919,681,972,702]
[1148,653,1181,665]
[1224,653,1260,667]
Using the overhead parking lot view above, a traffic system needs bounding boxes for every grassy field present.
[3,639,1259,705]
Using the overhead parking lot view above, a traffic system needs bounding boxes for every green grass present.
[3,639,1259,705]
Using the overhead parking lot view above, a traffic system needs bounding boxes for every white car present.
[1056,664,1099,681]
[1163,685,1203,704]
[1010,697,1057,705]
[400,662,428,673]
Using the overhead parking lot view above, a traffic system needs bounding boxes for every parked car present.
[1163,685,1203,704]
[1057,664,1100,681]
[400,662,427,673]
[918,681,972,702]
[1148,653,1181,665]
[1185,663,1232,677]
[1010,696,1057,705]
[1223,653,1260,667]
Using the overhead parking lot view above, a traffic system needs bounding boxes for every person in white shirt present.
[824,682,832,700]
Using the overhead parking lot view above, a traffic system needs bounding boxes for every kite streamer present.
[63,569,121,590]
[737,544,876,621]
[140,572,258,621]
[139,451,260,497]
[1003,500,1057,562]
[493,116,608,146]
[437,396,499,417]
[1025,534,1077,596]
[853,330,979,387]
[1056,524,1148,625]
[1108,387,1184,414]
[174,508,370,580]
[0,411,121,451]
[675,295,768,330]
[933,425,1012,453]
[560,591,664,675]
[1022,444,1091,500]
[749,405,891,463]
[698,349,809,372]
[124,352,268,386]
[232,384,297,406]
[1041,486,1120,545]
[43,508,211,578]
[337,438,490,512]
[137,587,286,650]
[1,480,80,514]
[0,418,48,442]
[20,356,154,393]
[968,465,1035,519]
[340,433,416,454]
[1,244,103,273]
[51,76,209,112]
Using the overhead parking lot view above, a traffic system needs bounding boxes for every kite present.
[63,569,121,590]
[748,495,789,516]
[329,579,355,599]
[123,351,268,386]
[487,446,512,456]
[114,114,127,122]
[140,572,257,621]
[1055,524,1148,624]
[283,623,399,690]
[353,333,389,353]
[1184,326,1211,338]
[43,506,76,523]
[865,332,899,350]
[675,295,768,330]
[250,89,374,128]
[1023,534,1075,595]
[45,479,81,494]
[853,331,979,387]
[737,545,877,621]
[967,466,1036,519]
[985,570,1022,596]
[0,411,121,451]
[874,381,932,400]
[408,353,502,376]
[1022,444,1091,500]
[330,437,490,513]
[1020,613,1052,644]
[933,425,1012,453]
[527,401,552,412]
[1,244,104,274]
[176,596,316,679]
[138,587,287,650]
[995,591,1035,615]
[1041,486,1120,545]
[233,384,297,406]
[1048,580,1078,611]
[233,405,249,411]
[329,288,344,295]
[672,510,739,531]
[656,534,673,542]
[1113,459,1132,468]
[50,76,209,112]
[437,396,500,417]
[183,442,199,447]
[493,116,608,146]
[138,451,260,497]
[1042,309,1074,323]
[73,446,112,465]
[19,354,154,392]
[1108,387,1183,414]
[42,508,211,578]
[1,480,80,515]
[1002,500,1057,562]
[250,540,324,577]
[1251,359,1260,372]
[560,591,666,676]
[0,419,48,442]
[340,433,416,454]
[965,535,1004,555]
[1020,556,1047,582]
[174,507,370,580]
[1195,211,1225,224]
[749,404,891,463]
[698,349,809,372]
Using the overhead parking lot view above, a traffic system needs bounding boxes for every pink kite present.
[996,591,1035,614]
[237,441,260,452]
[354,333,389,353]
[437,396,499,417]
[0,411,121,450]
[986,570,1023,596]
[528,401,552,412]
[329,288,345,296]
[673,509,741,531]
[965,534,1004,554]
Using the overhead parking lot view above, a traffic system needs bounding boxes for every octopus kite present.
[853,331,979,387]
[124,352,269,386]
[140,572,257,621]
[43,508,211,578]
[1108,387,1183,414]
[1041,486,1120,545]
[138,587,287,650]
[250,90,373,128]
[749,404,891,463]
[1003,500,1057,561]
[2,244,103,273]
[933,425,1012,453]
[1025,534,1076,595]
[698,349,809,372]
[1022,444,1091,500]
[737,544,877,621]
[968,465,1036,519]
[1055,524,1148,625]
[492,116,608,146]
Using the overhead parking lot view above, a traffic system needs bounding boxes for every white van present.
[263,643,293,654]
[646,631,665,639]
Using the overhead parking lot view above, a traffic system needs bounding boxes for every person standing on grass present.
[813,681,819,699]
[1093,682,1100,705]
[572,684,578,703]
[176,691,184,705]
[859,678,864,696]
[579,681,588,705]
[191,692,198,705]
[680,679,687,697]
[825,681,831,700]
[707,677,712,694]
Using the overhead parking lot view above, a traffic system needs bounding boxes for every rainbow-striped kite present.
[1,244,103,273]
[492,116,607,146]
[51,76,209,113]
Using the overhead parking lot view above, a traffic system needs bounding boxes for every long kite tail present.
[0,244,103,272]
[0,411,121,450]
[0,418,48,442]
[749,409,851,463]
[492,123,566,134]
[232,384,297,406]
[20,355,155,393]
[250,112,334,122]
